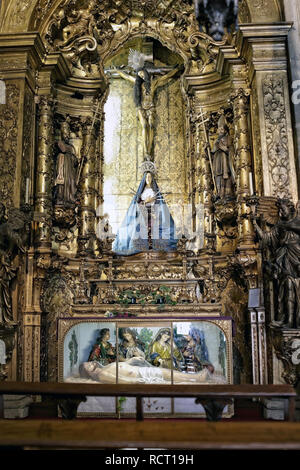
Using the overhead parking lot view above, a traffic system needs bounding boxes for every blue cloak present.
[113,173,178,256]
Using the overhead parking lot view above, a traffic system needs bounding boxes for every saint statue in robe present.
[212,114,235,199]
[54,120,78,206]
[147,328,184,371]
[113,170,178,255]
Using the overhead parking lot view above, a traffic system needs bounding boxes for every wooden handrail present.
[0,382,296,421]
[1,420,300,449]
[0,381,296,397]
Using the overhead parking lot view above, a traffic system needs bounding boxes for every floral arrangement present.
[116,286,176,309]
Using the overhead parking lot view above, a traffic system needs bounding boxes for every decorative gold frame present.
[58,316,234,418]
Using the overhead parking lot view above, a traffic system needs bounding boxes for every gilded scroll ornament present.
[73,261,91,304]
[192,259,232,303]
[40,0,224,78]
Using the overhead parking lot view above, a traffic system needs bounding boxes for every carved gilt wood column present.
[230,87,255,249]
[197,118,213,247]
[77,117,99,257]
[35,95,54,250]
[27,85,53,381]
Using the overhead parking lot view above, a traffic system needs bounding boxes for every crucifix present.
[110,48,183,160]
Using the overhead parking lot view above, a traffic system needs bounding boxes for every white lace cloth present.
[137,366,167,384]
[140,187,156,205]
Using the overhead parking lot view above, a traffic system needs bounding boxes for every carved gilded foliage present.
[262,77,291,200]
[34,0,227,79]
[41,272,74,318]
[0,82,20,208]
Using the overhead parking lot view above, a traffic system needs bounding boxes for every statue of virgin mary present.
[113,164,178,256]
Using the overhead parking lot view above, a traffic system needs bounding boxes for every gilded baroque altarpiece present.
[0,0,299,405]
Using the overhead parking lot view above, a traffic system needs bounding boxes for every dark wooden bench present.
[1,419,300,449]
[0,382,296,421]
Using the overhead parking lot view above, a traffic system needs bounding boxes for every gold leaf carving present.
[262,76,291,200]
[0,82,20,208]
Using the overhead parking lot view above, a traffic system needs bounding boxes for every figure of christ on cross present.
[112,62,183,158]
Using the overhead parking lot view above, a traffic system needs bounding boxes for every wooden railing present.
[0,382,298,450]
[0,381,297,421]
[2,419,300,449]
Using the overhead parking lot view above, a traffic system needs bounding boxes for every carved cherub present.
[61,0,97,45]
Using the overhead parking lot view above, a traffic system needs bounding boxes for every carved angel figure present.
[112,49,184,158]
[61,0,97,44]
[253,199,300,328]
